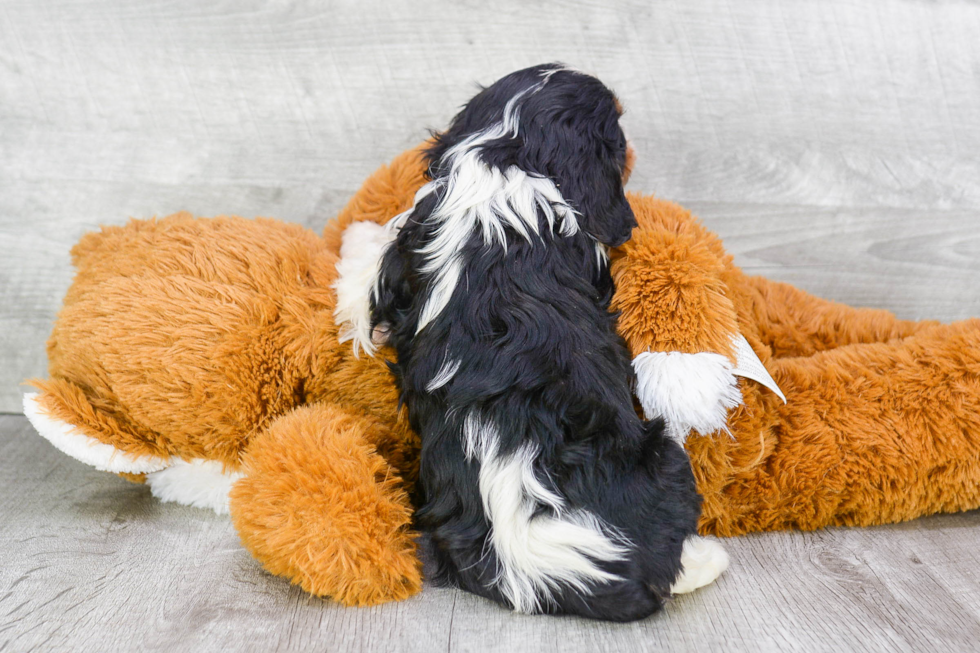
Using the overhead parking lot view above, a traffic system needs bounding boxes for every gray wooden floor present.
[5,414,980,652]
[3,0,980,651]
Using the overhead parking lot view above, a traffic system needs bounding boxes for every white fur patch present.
[538,64,581,81]
[462,413,627,613]
[145,459,243,515]
[426,358,461,392]
[334,220,395,357]
[23,393,173,474]
[408,86,580,333]
[595,241,609,267]
[669,535,730,595]
[632,351,742,441]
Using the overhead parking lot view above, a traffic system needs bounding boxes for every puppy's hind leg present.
[670,535,729,594]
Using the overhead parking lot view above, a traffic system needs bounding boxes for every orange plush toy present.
[24,146,980,607]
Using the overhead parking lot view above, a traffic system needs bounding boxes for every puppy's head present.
[428,63,637,247]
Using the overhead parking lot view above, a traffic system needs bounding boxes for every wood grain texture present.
[687,203,980,321]
[4,414,980,652]
[2,0,979,411]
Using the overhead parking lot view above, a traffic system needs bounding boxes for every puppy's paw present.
[670,535,729,595]
[371,322,391,348]
[632,350,742,442]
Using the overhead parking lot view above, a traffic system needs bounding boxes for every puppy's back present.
[371,63,703,620]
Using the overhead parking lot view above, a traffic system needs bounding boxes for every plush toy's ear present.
[622,142,636,185]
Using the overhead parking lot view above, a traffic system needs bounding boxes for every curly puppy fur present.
[371,64,702,621]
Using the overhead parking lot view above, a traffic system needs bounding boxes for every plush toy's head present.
[424,63,637,247]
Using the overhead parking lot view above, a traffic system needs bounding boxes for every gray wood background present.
[2,0,979,651]
[5,413,980,652]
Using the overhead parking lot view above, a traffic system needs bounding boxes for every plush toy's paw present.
[670,535,730,595]
[146,459,243,515]
[632,352,742,441]
[23,392,173,474]
[230,405,422,606]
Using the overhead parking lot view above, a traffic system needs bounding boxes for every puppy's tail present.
[461,412,630,614]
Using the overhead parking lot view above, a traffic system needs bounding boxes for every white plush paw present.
[146,459,243,515]
[670,535,730,595]
[24,393,240,515]
[632,351,742,441]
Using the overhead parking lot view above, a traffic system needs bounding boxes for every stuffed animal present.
[24,146,980,608]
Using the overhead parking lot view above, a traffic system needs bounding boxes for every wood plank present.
[4,414,980,651]
[687,203,980,321]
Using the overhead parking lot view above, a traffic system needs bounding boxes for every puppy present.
[365,64,726,621]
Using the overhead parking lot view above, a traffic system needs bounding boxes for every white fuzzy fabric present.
[462,412,628,613]
[145,459,244,515]
[670,535,730,595]
[334,220,395,356]
[632,351,742,441]
[22,393,173,474]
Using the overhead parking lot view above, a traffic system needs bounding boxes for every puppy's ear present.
[570,153,637,248]
[371,240,414,333]
[545,112,637,247]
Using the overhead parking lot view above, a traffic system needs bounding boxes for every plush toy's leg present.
[22,385,172,474]
[703,318,980,535]
[612,195,742,359]
[24,387,246,513]
[229,403,422,606]
[742,276,941,359]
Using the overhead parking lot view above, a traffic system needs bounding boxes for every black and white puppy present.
[349,64,727,621]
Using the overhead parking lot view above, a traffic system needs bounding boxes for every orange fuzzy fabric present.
[28,145,980,607]
[29,203,422,605]
[229,404,420,604]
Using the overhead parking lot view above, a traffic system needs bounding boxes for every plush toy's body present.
[26,152,431,606]
[25,147,980,607]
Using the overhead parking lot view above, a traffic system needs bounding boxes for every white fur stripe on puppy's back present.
[462,413,627,613]
[426,358,461,392]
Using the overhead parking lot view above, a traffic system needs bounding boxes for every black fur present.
[372,64,701,622]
